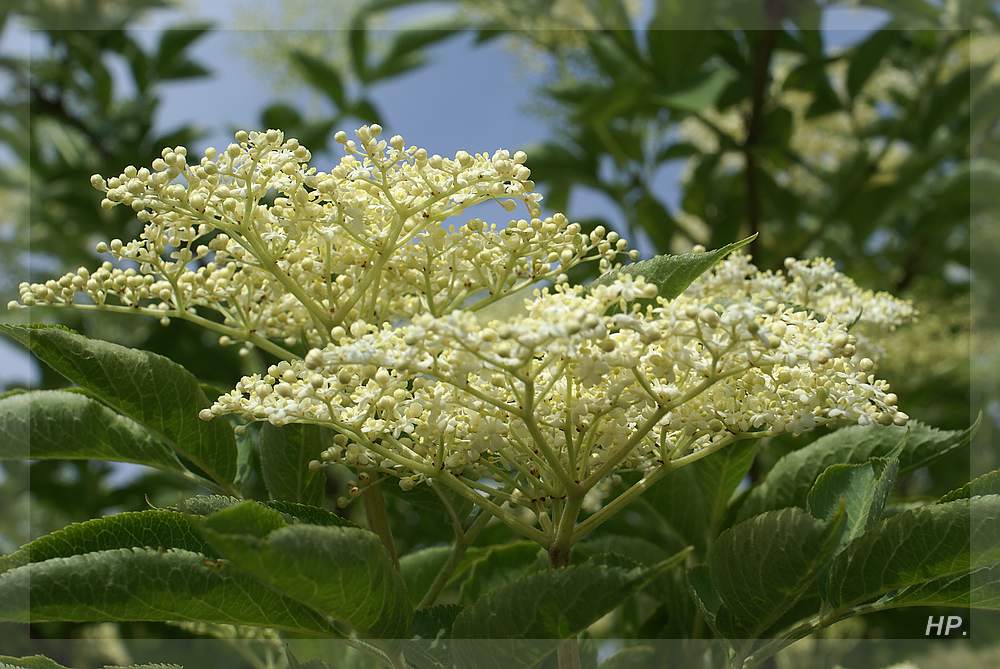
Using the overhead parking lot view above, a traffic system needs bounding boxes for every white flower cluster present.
[11,126,635,358]
[10,126,910,543]
[687,253,915,360]
[207,263,906,521]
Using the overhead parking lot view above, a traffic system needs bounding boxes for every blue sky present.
[0,1,886,387]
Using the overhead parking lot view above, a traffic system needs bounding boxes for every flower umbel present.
[12,127,911,550]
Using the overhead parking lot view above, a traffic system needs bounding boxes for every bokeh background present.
[1,0,997,666]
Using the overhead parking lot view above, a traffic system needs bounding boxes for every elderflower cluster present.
[686,253,915,360]
[10,126,910,531]
[11,126,635,356]
[207,262,906,512]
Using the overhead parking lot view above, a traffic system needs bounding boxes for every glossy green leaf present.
[599,235,756,301]
[0,548,332,634]
[737,419,978,521]
[0,324,237,489]
[823,495,1000,609]
[0,510,213,573]
[199,501,411,637]
[0,390,184,472]
[259,424,328,505]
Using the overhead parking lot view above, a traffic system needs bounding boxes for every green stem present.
[362,481,398,568]
[548,500,583,669]
[437,471,549,544]
[418,509,491,609]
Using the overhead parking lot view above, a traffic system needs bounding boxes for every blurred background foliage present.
[0,0,997,665]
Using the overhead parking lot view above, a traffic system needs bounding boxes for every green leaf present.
[823,496,1000,610]
[806,454,899,547]
[686,564,723,637]
[0,548,332,634]
[0,390,184,472]
[259,424,328,505]
[847,28,898,99]
[411,603,460,639]
[879,563,1000,611]
[737,419,978,521]
[707,507,843,637]
[199,502,411,637]
[599,646,660,669]
[455,564,652,635]
[599,235,756,301]
[170,494,354,527]
[156,23,212,63]
[939,469,1000,502]
[451,564,644,667]
[400,545,451,606]
[0,510,213,573]
[458,541,542,604]
[367,20,465,83]
[0,657,70,669]
[0,324,237,489]
[657,67,736,113]
[644,440,757,551]
[290,50,346,108]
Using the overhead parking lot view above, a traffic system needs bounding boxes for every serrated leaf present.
[880,563,1000,611]
[259,424,328,505]
[707,507,843,638]
[938,469,1000,502]
[0,390,184,472]
[170,494,354,527]
[737,420,978,521]
[0,324,236,489]
[598,235,756,301]
[450,564,643,668]
[0,657,70,669]
[823,495,1000,610]
[200,502,411,637]
[0,548,332,634]
[806,454,898,548]
[0,510,213,574]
